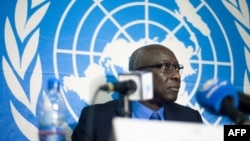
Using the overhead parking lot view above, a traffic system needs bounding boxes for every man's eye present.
[164,63,171,68]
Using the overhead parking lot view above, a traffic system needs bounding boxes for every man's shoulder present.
[96,99,121,106]
[166,102,198,112]
[165,102,203,123]
[85,99,121,110]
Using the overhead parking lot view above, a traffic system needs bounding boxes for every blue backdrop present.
[1,0,249,140]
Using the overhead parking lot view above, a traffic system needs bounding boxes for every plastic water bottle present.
[38,78,66,141]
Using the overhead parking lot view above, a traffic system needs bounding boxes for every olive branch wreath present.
[3,0,50,140]
[222,0,250,92]
[2,0,249,140]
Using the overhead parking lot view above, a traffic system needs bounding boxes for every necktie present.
[149,112,161,120]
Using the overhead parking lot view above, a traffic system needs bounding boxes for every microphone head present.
[196,78,239,114]
[118,71,153,100]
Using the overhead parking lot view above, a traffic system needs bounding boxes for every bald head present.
[129,44,176,71]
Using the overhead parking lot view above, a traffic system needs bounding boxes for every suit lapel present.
[163,103,176,120]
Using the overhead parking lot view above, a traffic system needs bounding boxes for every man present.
[71,44,203,141]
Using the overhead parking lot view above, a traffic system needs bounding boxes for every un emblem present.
[52,0,246,127]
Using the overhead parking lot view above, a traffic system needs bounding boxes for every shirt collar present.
[131,101,164,120]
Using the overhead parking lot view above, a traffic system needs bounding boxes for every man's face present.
[145,47,181,103]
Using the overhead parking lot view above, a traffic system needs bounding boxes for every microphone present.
[100,71,153,100]
[100,80,137,95]
[238,91,250,114]
[196,78,247,125]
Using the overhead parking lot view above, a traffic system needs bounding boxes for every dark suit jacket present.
[71,99,203,141]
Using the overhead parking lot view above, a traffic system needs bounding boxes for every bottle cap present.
[47,77,60,91]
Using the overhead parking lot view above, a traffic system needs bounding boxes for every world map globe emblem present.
[53,0,234,126]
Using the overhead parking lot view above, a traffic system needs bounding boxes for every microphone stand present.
[221,98,246,125]
[121,94,130,117]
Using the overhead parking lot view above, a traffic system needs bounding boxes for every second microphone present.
[100,71,153,101]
